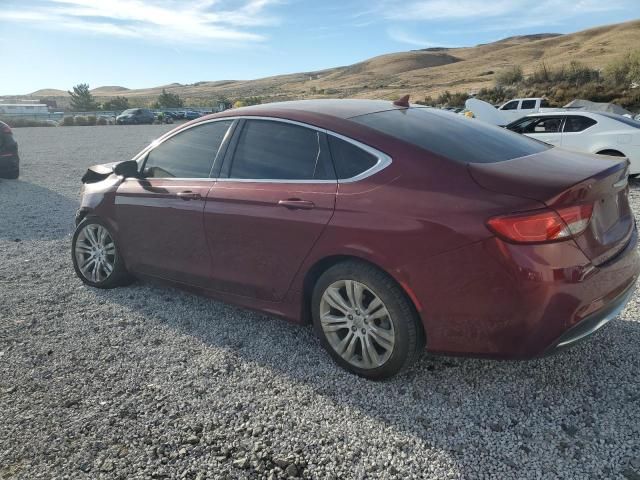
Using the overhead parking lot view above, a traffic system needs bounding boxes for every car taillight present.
[487,204,593,243]
[0,125,11,134]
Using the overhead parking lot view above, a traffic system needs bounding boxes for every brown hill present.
[26,19,640,106]
[30,88,68,97]
[90,86,130,94]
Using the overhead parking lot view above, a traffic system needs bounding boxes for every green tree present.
[68,83,99,111]
[102,96,129,111]
[232,96,262,108]
[153,88,184,108]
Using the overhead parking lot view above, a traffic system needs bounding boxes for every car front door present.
[115,119,235,286]
[499,100,521,123]
[204,118,337,301]
[522,116,563,145]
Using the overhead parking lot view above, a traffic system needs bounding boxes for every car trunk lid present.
[468,148,633,266]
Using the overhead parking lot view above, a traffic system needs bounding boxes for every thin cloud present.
[384,0,516,20]
[370,0,635,46]
[387,27,442,47]
[370,0,632,23]
[0,0,282,44]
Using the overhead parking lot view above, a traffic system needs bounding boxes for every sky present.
[1,0,639,95]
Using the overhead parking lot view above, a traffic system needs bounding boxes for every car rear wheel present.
[312,261,423,379]
[72,217,132,288]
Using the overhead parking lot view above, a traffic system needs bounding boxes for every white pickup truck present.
[466,97,555,126]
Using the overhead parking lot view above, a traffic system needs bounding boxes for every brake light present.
[487,204,593,243]
[0,124,11,134]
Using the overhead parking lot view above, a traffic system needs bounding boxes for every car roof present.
[200,99,409,122]
[525,111,598,117]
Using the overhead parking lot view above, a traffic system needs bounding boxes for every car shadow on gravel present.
[0,179,77,240]
[90,280,640,476]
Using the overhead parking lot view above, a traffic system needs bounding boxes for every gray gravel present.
[1,125,639,480]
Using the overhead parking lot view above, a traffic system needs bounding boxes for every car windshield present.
[122,109,138,115]
[598,112,640,129]
[351,107,549,163]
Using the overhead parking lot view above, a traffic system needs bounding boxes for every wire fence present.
[0,107,224,122]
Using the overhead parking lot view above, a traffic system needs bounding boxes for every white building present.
[0,103,49,114]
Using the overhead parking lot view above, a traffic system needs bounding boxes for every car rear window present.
[351,107,549,163]
[327,135,377,179]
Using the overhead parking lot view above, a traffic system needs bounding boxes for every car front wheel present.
[312,261,423,379]
[72,217,132,288]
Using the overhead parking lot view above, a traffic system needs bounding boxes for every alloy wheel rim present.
[320,280,395,369]
[75,224,116,283]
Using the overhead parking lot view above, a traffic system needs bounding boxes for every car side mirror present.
[113,160,140,178]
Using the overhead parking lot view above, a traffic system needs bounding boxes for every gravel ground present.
[1,125,639,480]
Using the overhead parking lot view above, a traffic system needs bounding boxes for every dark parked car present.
[184,110,202,120]
[72,99,639,379]
[0,120,19,179]
[116,108,155,125]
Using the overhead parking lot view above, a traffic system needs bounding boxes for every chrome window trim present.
[326,131,392,184]
[122,177,216,183]
[134,115,393,183]
[133,117,236,164]
[215,178,337,184]
[135,118,236,178]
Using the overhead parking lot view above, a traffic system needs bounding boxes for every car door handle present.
[176,191,202,201]
[278,199,315,210]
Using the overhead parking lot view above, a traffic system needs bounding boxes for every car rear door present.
[560,115,598,151]
[115,119,235,285]
[518,99,539,117]
[204,118,337,301]
[499,100,521,123]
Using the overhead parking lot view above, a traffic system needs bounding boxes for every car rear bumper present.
[416,225,640,358]
[544,277,636,354]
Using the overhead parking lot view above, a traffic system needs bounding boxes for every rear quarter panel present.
[289,143,546,327]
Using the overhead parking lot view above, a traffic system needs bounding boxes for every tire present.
[71,217,133,288]
[312,260,424,380]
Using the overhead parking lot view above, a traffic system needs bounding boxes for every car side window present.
[327,135,377,179]
[563,116,597,133]
[530,117,562,133]
[144,120,233,178]
[228,120,333,180]
[502,101,519,110]
[505,117,533,133]
[521,100,536,109]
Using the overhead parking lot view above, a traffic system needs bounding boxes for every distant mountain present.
[30,88,68,97]
[478,33,562,46]
[24,19,640,104]
[90,86,130,94]
[29,86,130,97]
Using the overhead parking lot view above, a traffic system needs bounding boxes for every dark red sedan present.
[72,99,639,379]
